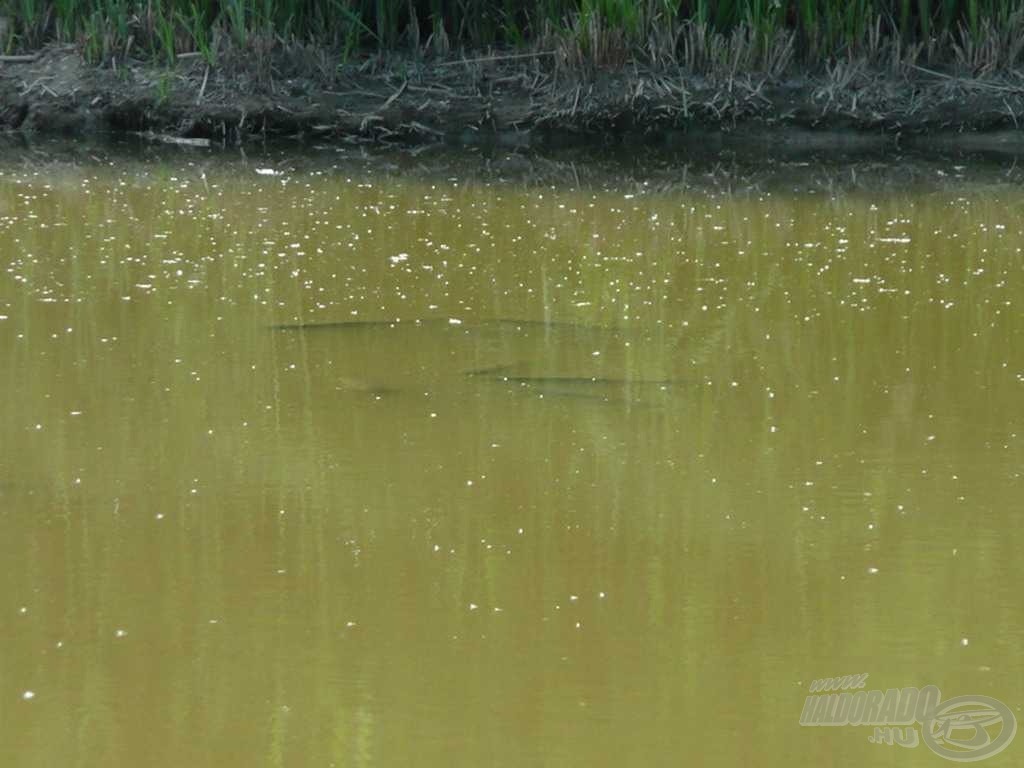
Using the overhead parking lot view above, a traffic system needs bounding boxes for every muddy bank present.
[3,45,1024,145]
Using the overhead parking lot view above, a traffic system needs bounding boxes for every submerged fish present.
[483,318,618,333]
[270,317,617,334]
[335,377,401,396]
[270,318,460,331]
[511,386,665,409]
[484,374,681,410]
[272,320,398,331]
[462,363,521,377]
[493,375,678,387]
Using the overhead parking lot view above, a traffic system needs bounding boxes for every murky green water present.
[1,143,1022,766]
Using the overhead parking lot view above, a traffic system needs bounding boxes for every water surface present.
[1,143,1022,766]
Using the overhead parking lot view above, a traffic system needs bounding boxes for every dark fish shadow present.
[480,375,687,410]
[270,318,459,331]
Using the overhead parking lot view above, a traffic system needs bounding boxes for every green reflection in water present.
[0,149,1022,767]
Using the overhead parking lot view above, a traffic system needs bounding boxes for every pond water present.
[0,141,1022,766]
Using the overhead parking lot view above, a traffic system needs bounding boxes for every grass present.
[1,0,1024,72]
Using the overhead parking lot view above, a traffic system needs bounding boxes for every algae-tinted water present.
[0,144,1021,767]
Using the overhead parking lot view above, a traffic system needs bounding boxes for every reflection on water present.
[0,145,1022,767]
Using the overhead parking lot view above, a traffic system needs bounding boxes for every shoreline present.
[4,45,1024,146]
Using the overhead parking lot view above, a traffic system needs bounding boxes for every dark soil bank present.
[4,46,1024,145]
